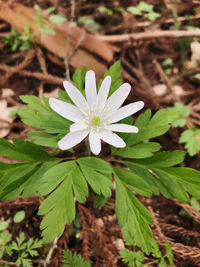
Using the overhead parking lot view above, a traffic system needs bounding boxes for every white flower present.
[49,70,144,155]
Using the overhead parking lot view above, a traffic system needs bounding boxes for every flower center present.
[92,116,101,126]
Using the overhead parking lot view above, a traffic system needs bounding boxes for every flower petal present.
[108,101,144,124]
[49,98,84,122]
[85,70,97,107]
[70,122,87,132]
[89,132,101,155]
[99,129,125,148]
[105,124,138,133]
[97,76,111,109]
[106,83,131,113]
[58,129,89,150]
[63,81,89,113]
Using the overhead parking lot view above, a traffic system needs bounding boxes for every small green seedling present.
[127,2,161,21]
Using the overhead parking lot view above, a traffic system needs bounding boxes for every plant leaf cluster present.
[0,62,200,260]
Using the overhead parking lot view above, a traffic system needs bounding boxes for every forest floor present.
[0,0,200,266]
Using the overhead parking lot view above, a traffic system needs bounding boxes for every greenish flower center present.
[92,116,101,126]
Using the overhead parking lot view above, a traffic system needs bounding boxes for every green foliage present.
[14,210,26,223]
[1,61,200,260]
[17,95,71,147]
[79,16,101,32]
[119,249,144,267]
[98,6,113,15]
[1,27,33,51]
[168,102,190,127]
[62,250,91,267]
[162,58,173,75]
[0,214,42,267]
[127,2,161,21]
[34,4,67,35]
[98,60,122,96]
[180,128,200,156]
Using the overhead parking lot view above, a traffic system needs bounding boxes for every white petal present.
[58,129,89,150]
[109,101,144,124]
[63,81,89,113]
[106,83,131,113]
[97,76,111,109]
[70,122,87,132]
[85,70,97,106]
[89,132,101,155]
[105,124,138,133]
[49,98,84,122]
[99,129,125,148]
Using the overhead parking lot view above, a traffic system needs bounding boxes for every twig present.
[43,237,58,267]
[96,30,200,43]
[153,59,180,102]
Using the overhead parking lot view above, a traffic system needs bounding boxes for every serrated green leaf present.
[22,161,58,198]
[78,158,113,197]
[132,150,185,167]
[164,241,174,265]
[114,167,152,196]
[39,177,75,243]
[116,142,161,158]
[125,162,160,195]
[72,164,88,203]
[38,161,75,196]
[0,138,54,161]
[28,131,58,148]
[62,250,91,267]
[180,128,200,156]
[126,108,177,146]
[0,163,37,200]
[114,173,154,254]
[78,157,112,174]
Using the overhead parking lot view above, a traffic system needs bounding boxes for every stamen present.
[92,116,101,125]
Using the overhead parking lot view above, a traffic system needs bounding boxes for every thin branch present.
[96,30,200,43]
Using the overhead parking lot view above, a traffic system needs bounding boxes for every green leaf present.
[132,150,185,167]
[127,6,142,15]
[13,210,25,223]
[116,142,161,158]
[0,138,54,161]
[145,12,160,21]
[98,60,122,96]
[114,174,154,254]
[0,221,9,231]
[22,161,58,198]
[164,241,174,265]
[162,58,173,68]
[71,164,89,203]
[78,157,113,197]
[125,162,160,195]
[38,161,75,196]
[114,167,152,196]
[49,14,67,24]
[137,2,153,12]
[180,128,200,156]
[72,67,88,92]
[126,108,177,146]
[93,194,107,208]
[0,163,37,200]
[62,250,91,267]
[39,176,75,243]
[28,131,58,148]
